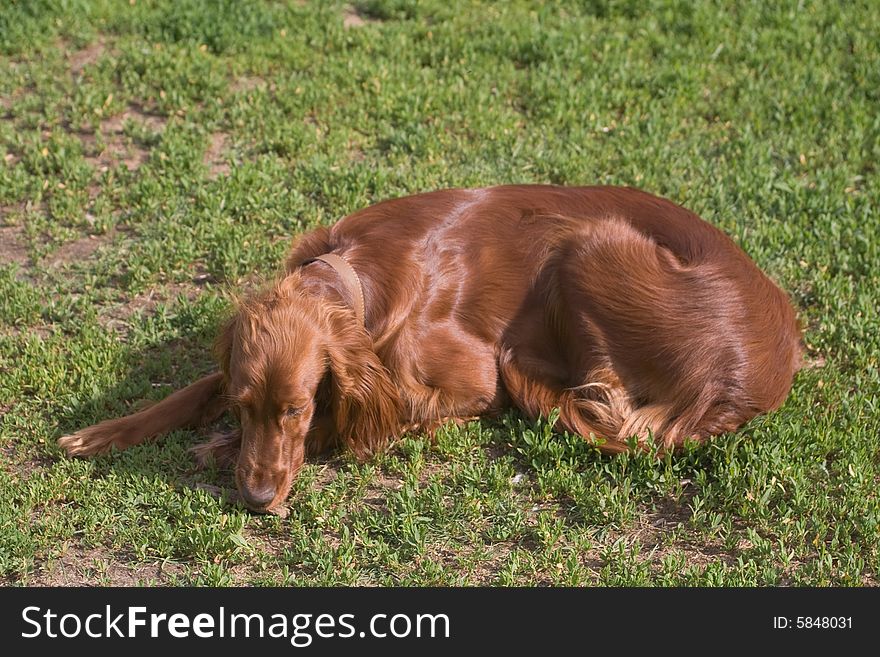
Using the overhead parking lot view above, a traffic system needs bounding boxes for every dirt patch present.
[204,132,231,178]
[191,261,217,286]
[0,323,51,340]
[360,472,402,511]
[343,5,379,28]
[82,132,148,173]
[98,282,201,333]
[641,495,695,533]
[348,141,366,162]
[69,39,107,75]
[0,224,29,267]
[81,106,166,174]
[0,77,28,120]
[627,495,743,574]
[231,76,266,93]
[0,442,56,483]
[43,233,110,268]
[644,534,738,571]
[100,106,166,135]
[25,544,184,586]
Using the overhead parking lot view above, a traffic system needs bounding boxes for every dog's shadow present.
[52,330,249,511]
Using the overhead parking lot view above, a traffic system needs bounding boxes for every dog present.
[59,185,802,512]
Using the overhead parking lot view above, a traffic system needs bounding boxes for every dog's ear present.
[213,313,238,382]
[325,313,402,459]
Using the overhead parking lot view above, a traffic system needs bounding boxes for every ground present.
[0,1,878,586]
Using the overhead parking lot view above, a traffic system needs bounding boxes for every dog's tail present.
[58,372,227,456]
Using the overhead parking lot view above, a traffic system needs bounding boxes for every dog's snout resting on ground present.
[59,185,802,512]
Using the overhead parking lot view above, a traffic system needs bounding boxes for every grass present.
[0,0,877,586]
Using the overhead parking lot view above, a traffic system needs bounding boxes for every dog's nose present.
[240,484,276,510]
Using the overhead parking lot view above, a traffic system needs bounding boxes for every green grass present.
[1,0,878,586]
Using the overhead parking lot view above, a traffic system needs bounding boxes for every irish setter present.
[59,185,802,512]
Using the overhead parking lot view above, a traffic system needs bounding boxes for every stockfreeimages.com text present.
[21,606,450,646]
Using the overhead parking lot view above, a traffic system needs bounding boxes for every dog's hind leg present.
[498,349,630,454]
[554,218,753,449]
[59,372,227,456]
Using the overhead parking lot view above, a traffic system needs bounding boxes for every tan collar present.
[311,253,365,326]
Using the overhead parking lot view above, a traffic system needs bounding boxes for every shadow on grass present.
[51,331,246,510]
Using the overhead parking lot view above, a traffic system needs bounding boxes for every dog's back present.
[325,185,802,449]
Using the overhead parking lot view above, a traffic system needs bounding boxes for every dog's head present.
[215,275,400,512]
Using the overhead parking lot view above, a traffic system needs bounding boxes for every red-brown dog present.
[59,185,802,512]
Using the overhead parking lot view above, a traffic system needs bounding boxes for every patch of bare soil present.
[98,282,201,333]
[231,76,267,93]
[101,106,166,135]
[0,442,56,483]
[343,5,379,28]
[204,132,231,178]
[629,495,741,573]
[191,260,217,286]
[26,545,184,586]
[43,232,110,268]
[360,472,401,512]
[0,224,29,267]
[81,106,166,174]
[423,540,516,585]
[69,38,107,75]
[348,140,366,162]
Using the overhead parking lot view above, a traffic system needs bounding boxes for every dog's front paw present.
[58,422,125,457]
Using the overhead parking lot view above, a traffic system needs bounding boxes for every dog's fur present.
[59,185,802,511]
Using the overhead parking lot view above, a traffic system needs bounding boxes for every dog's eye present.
[285,406,304,418]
